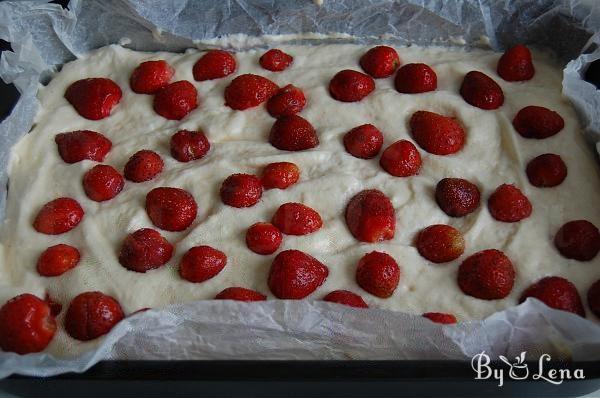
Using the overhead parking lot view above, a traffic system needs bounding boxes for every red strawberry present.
[422,312,457,324]
[526,154,567,187]
[0,294,56,354]
[261,162,300,190]
[435,178,481,217]
[170,129,211,162]
[65,78,122,120]
[345,189,395,243]
[343,124,384,159]
[124,150,164,183]
[220,173,263,208]
[267,85,306,118]
[118,228,174,272]
[394,63,437,93]
[259,49,294,72]
[55,130,112,164]
[82,164,124,202]
[192,50,236,81]
[513,106,564,139]
[268,250,328,299]
[329,70,375,102]
[246,222,282,255]
[130,60,174,94]
[356,251,400,298]
[145,187,198,232]
[459,71,504,110]
[44,294,62,317]
[272,203,323,235]
[36,244,81,277]
[33,198,84,235]
[409,111,465,155]
[268,114,319,151]
[359,46,400,78]
[179,245,227,283]
[457,249,515,300]
[520,276,585,317]
[65,291,124,341]
[487,184,532,222]
[416,224,465,263]
[153,80,198,120]
[587,280,600,318]
[497,44,535,82]
[554,220,600,261]
[215,287,267,302]
[224,74,279,110]
[323,290,369,308]
[379,140,422,177]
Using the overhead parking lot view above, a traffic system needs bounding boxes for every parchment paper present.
[0,0,600,378]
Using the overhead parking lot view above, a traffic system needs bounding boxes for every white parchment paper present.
[0,0,599,378]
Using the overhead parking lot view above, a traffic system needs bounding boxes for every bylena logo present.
[471,351,585,387]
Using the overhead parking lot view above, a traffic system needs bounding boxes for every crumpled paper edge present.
[0,0,600,378]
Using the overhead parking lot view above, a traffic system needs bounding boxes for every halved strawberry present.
[269,115,319,151]
[55,130,112,164]
[267,85,306,118]
[153,81,198,120]
[513,106,564,139]
[379,140,422,177]
[394,63,437,93]
[487,184,532,223]
[520,276,585,317]
[343,124,384,159]
[224,74,279,110]
[145,187,198,232]
[130,60,174,94]
[323,290,369,308]
[345,189,395,243]
[497,44,534,82]
[359,46,400,78]
[215,287,267,301]
[65,292,124,341]
[272,203,322,235]
[193,50,236,81]
[37,244,81,277]
[82,165,124,202]
[268,250,328,299]
[179,245,227,283]
[457,249,515,300]
[65,78,122,120]
[459,71,504,110]
[409,111,465,155]
[33,198,84,235]
[259,49,293,72]
[356,251,400,298]
[329,70,375,102]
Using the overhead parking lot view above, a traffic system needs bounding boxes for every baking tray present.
[0,42,599,398]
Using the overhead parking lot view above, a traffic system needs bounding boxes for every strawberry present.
[459,71,504,110]
[224,74,279,110]
[124,150,164,183]
[409,111,465,155]
[267,84,306,118]
[422,312,457,324]
[272,202,323,235]
[192,50,236,81]
[82,164,124,202]
[220,173,263,208]
[118,228,174,272]
[487,184,532,223]
[587,280,600,318]
[356,251,400,298]
[329,70,375,102]
[554,220,600,261]
[179,245,227,283]
[497,44,535,82]
[145,187,198,232]
[130,60,174,94]
[259,49,294,72]
[359,46,400,78]
[215,287,267,301]
[526,153,567,187]
[268,250,328,299]
[323,290,369,308]
[0,294,56,354]
[33,198,84,235]
[519,276,585,317]
[261,162,300,190]
[394,63,437,93]
[55,130,112,164]
[343,124,384,159]
[170,129,211,162]
[379,140,422,177]
[435,178,481,217]
[268,114,319,151]
[512,106,564,139]
[345,189,395,243]
[64,292,124,341]
[44,294,62,317]
[416,224,465,263]
[457,249,515,300]
[65,78,122,120]
[246,222,282,255]
[153,80,198,120]
[36,244,81,277]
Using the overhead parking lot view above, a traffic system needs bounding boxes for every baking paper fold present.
[0,0,600,377]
